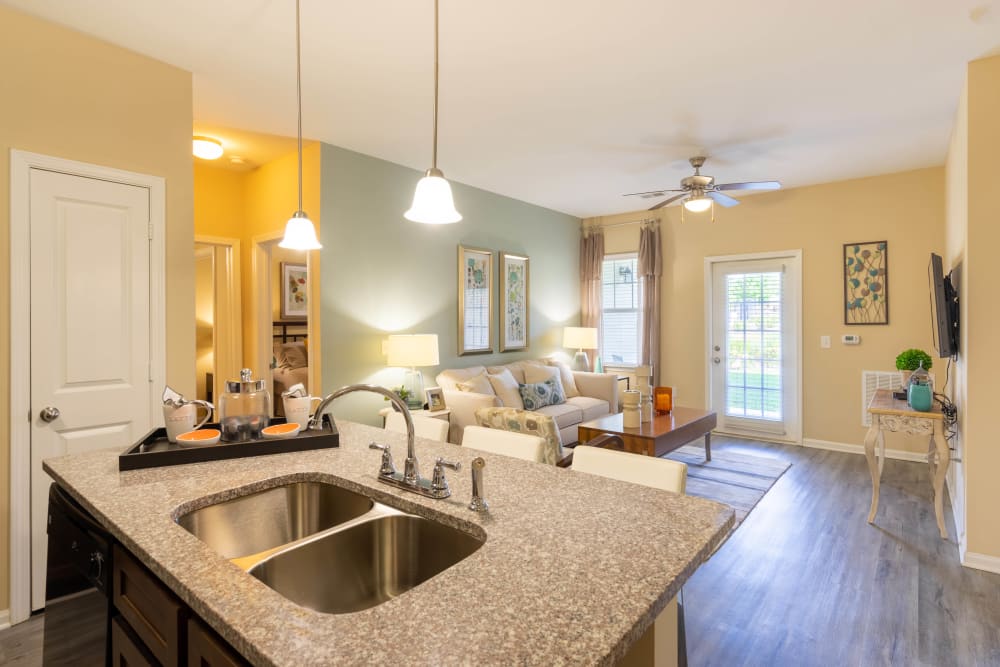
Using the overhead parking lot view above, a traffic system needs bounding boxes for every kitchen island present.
[43,419,733,666]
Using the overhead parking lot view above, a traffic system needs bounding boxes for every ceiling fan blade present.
[623,188,686,198]
[648,193,689,211]
[715,181,781,191]
[707,191,740,208]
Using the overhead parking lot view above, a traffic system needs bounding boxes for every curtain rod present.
[585,217,660,231]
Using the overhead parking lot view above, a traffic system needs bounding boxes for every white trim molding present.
[963,552,1000,575]
[802,437,929,463]
[9,149,166,624]
[0,608,10,631]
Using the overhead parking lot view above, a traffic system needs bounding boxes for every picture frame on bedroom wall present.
[458,245,493,355]
[499,251,529,352]
[280,262,308,320]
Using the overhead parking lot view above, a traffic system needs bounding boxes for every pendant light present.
[279,0,322,250]
[405,0,462,224]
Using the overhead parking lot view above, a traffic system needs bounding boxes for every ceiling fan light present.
[192,136,223,160]
[684,197,712,213]
[279,211,322,250]
[405,170,462,224]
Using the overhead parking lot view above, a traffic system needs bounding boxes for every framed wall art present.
[843,241,888,325]
[499,251,529,351]
[458,245,493,355]
[280,262,308,319]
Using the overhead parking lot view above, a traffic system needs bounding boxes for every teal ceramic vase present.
[907,360,933,411]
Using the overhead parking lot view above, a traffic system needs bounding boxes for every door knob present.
[713,357,721,364]
[40,406,60,422]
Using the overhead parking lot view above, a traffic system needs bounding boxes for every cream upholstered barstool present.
[572,445,688,667]
[384,411,450,443]
[461,425,546,463]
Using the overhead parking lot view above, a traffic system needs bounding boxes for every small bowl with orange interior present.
[261,422,301,439]
[176,428,222,446]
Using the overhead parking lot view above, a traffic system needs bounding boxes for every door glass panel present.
[724,272,783,422]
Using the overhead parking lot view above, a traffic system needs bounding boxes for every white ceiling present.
[5,0,999,218]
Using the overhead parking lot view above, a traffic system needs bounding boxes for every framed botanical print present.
[280,262,308,319]
[458,245,493,355]
[499,252,529,351]
[843,241,888,325]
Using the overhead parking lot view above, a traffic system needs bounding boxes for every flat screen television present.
[928,253,959,358]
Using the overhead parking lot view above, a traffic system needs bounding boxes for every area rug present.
[664,444,791,528]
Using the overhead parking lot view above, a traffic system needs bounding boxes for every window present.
[601,253,640,366]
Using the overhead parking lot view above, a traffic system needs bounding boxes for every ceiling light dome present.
[684,196,712,213]
[192,136,223,160]
[405,168,462,224]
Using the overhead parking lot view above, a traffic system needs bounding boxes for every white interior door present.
[708,254,801,443]
[29,169,153,610]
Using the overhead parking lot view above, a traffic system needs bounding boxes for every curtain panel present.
[638,223,662,384]
[580,228,604,354]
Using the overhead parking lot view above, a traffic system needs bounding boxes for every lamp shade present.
[386,334,440,367]
[279,212,322,250]
[405,170,462,224]
[563,327,598,350]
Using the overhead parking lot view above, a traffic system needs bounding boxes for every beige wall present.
[587,167,945,452]
[954,55,1000,561]
[0,7,194,612]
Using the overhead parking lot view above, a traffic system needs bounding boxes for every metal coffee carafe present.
[219,368,271,442]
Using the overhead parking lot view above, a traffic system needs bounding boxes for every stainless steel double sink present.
[176,481,484,614]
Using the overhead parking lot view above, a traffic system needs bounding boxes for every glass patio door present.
[709,255,800,441]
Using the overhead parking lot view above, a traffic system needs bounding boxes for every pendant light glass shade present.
[405,168,462,224]
[407,0,461,225]
[684,196,712,212]
[279,0,323,250]
[279,211,322,250]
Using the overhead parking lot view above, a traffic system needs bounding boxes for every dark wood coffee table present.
[577,407,717,461]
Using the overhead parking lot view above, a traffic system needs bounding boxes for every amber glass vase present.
[654,386,673,415]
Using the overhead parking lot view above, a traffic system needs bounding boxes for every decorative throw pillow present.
[518,378,565,411]
[523,363,566,397]
[543,358,580,398]
[487,369,524,409]
[456,372,494,395]
[274,342,308,370]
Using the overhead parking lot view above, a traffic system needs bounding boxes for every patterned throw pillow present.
[518,378,565,411]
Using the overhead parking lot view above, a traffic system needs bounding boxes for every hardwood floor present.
[3,437,999,666]
[685,436,1000,667]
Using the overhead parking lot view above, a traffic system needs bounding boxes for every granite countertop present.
[44,419,734,666]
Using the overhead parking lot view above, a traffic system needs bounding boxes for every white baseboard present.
[963,551,1000,574]
[802,438,928,463]
[0,608,10,631]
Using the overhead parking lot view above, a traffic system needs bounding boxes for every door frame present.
[703,249,803,444]
[8,150,166,624]
[194,235,243,404]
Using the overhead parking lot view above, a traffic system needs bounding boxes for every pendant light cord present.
[431,0,439,170]
[295,0,304,212]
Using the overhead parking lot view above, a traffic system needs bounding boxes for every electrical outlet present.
[820,335,831,349]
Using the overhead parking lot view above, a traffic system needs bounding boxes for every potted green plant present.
[895,348,932,385]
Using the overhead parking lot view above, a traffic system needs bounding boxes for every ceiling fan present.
[624,156,780,212]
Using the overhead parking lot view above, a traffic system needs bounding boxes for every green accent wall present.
[319,143,581,424]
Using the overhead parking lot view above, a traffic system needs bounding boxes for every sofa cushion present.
[487,360,535,384]
[487,369,524,409]
[566,395,610,422]
[456,371,494,396]
[544,358,580,398]
[535,402,583,430]
[436,366,487,392]
[519,378,565,411]
[523,363,566,395]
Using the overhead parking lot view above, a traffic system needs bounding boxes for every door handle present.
[40,406,60,422]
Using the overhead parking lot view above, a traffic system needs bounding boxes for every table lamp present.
[386,334,440,410]
[563,327,598,372]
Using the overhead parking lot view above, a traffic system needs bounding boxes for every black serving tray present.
[118,416,339,471]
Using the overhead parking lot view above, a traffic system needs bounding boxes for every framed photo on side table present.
[425,387,446,412]
[458,245,493,355]
[280,262,308,319]
[499,251,529,352]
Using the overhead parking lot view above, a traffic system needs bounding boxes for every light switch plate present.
[820,335,831,348]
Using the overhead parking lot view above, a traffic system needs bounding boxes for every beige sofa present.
[435,359,619,445]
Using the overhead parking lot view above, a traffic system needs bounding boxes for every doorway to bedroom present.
[705,251,802,444]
